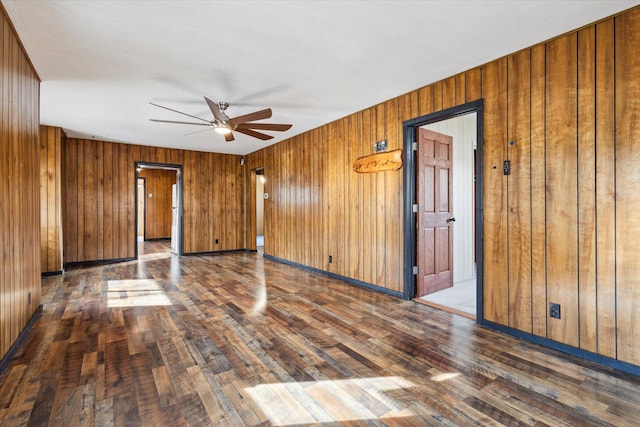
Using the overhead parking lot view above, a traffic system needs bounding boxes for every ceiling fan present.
[149,97,292,142]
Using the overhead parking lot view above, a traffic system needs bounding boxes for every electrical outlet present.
[328,255,333,263]
[549,303,561,319]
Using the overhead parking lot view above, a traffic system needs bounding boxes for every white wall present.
[424,112,476,284]
[256,175,264,235]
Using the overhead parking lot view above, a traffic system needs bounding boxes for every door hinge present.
[412,142,418,151]
[412,204,418,213]
[412,266,418,275]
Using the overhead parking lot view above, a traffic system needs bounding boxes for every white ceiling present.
[3,1,639,155]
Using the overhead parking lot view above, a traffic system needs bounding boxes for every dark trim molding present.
[42,270,63,277]
[64,257,135,270]
[264,254,404,299]
[402,100,485,325]
[183,249,246,257]
[484,321,640,378]
[0,305,42,374]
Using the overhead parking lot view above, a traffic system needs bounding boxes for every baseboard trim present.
[263,254,403,299]
[0,305,43,374]
[64,257,135,269]
[42,270,63,277]
[484,321,640,378]
[183,249,246,257]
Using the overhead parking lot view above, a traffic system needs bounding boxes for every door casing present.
[402,99,484,324]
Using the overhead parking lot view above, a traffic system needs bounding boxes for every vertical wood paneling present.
[63,141,244,262]
[615,7,640,366]
[346,114,360,280]
[39,126,64,273]
[577,26,597,353]
[374,105,386,286]
[84,140,98,261]
[361,110,373,283]
[545,33,579,347]
[96,138,104,260]
[418,85,433,117]
[240,6,640,368]
[507,50,532,332]
[385,98,402,292]
[465,67,482,102]
[595,19,616,359]
[481,58,508,325]
[530,44,547,338]
[103,142,114,259]
[443,76,456,109]
[0,7,41,361]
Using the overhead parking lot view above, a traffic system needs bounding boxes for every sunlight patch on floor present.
[245,376,414,425]
[106,279,172,307]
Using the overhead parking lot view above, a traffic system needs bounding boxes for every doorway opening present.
[135,162,184,258]
[403,100,484,323]
[255,168,265,252]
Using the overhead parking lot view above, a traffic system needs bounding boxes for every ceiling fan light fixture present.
[214,123,232,135]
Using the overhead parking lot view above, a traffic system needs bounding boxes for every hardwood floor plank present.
[1,242,639,426]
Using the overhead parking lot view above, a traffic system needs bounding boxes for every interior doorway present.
[135,162,184,257]
[403,100,483,322]
[255,168,265,251]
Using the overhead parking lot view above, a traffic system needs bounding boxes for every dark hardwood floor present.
[1,241,639,426]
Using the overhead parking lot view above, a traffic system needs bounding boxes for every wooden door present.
[417,128,453,296]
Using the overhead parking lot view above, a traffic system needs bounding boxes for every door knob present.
[447,217,456,222]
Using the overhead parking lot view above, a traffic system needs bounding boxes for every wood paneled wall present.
[246,6,640,366]
[0,8,41,361]
[64,140,243,263]
[137,169,176,239]
[40,126,64,273]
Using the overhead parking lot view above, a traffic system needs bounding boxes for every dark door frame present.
[137,177,146,240]
[402,99,484,324]
[134,161,184,258]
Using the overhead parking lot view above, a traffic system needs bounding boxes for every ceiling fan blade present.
[236,122,292,132]
[229,108,272,127]
[234,127,274,141]
[150,118,211,126]
[149,103,211,123]
[184,127,215,136]
[224,132,235,142]
[204,96,225,122]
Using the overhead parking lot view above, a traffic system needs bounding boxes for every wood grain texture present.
[577,26,597,353]
[481,58,508,325]
[40,126,64,273]
[63,140,243,263]
[1,242,639,426]
[615,7,640,366]
[595,18,616,359]
[545,33,579,348]
[506,49,532,333]
[530,44,547,338]
[0,6,41,361]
